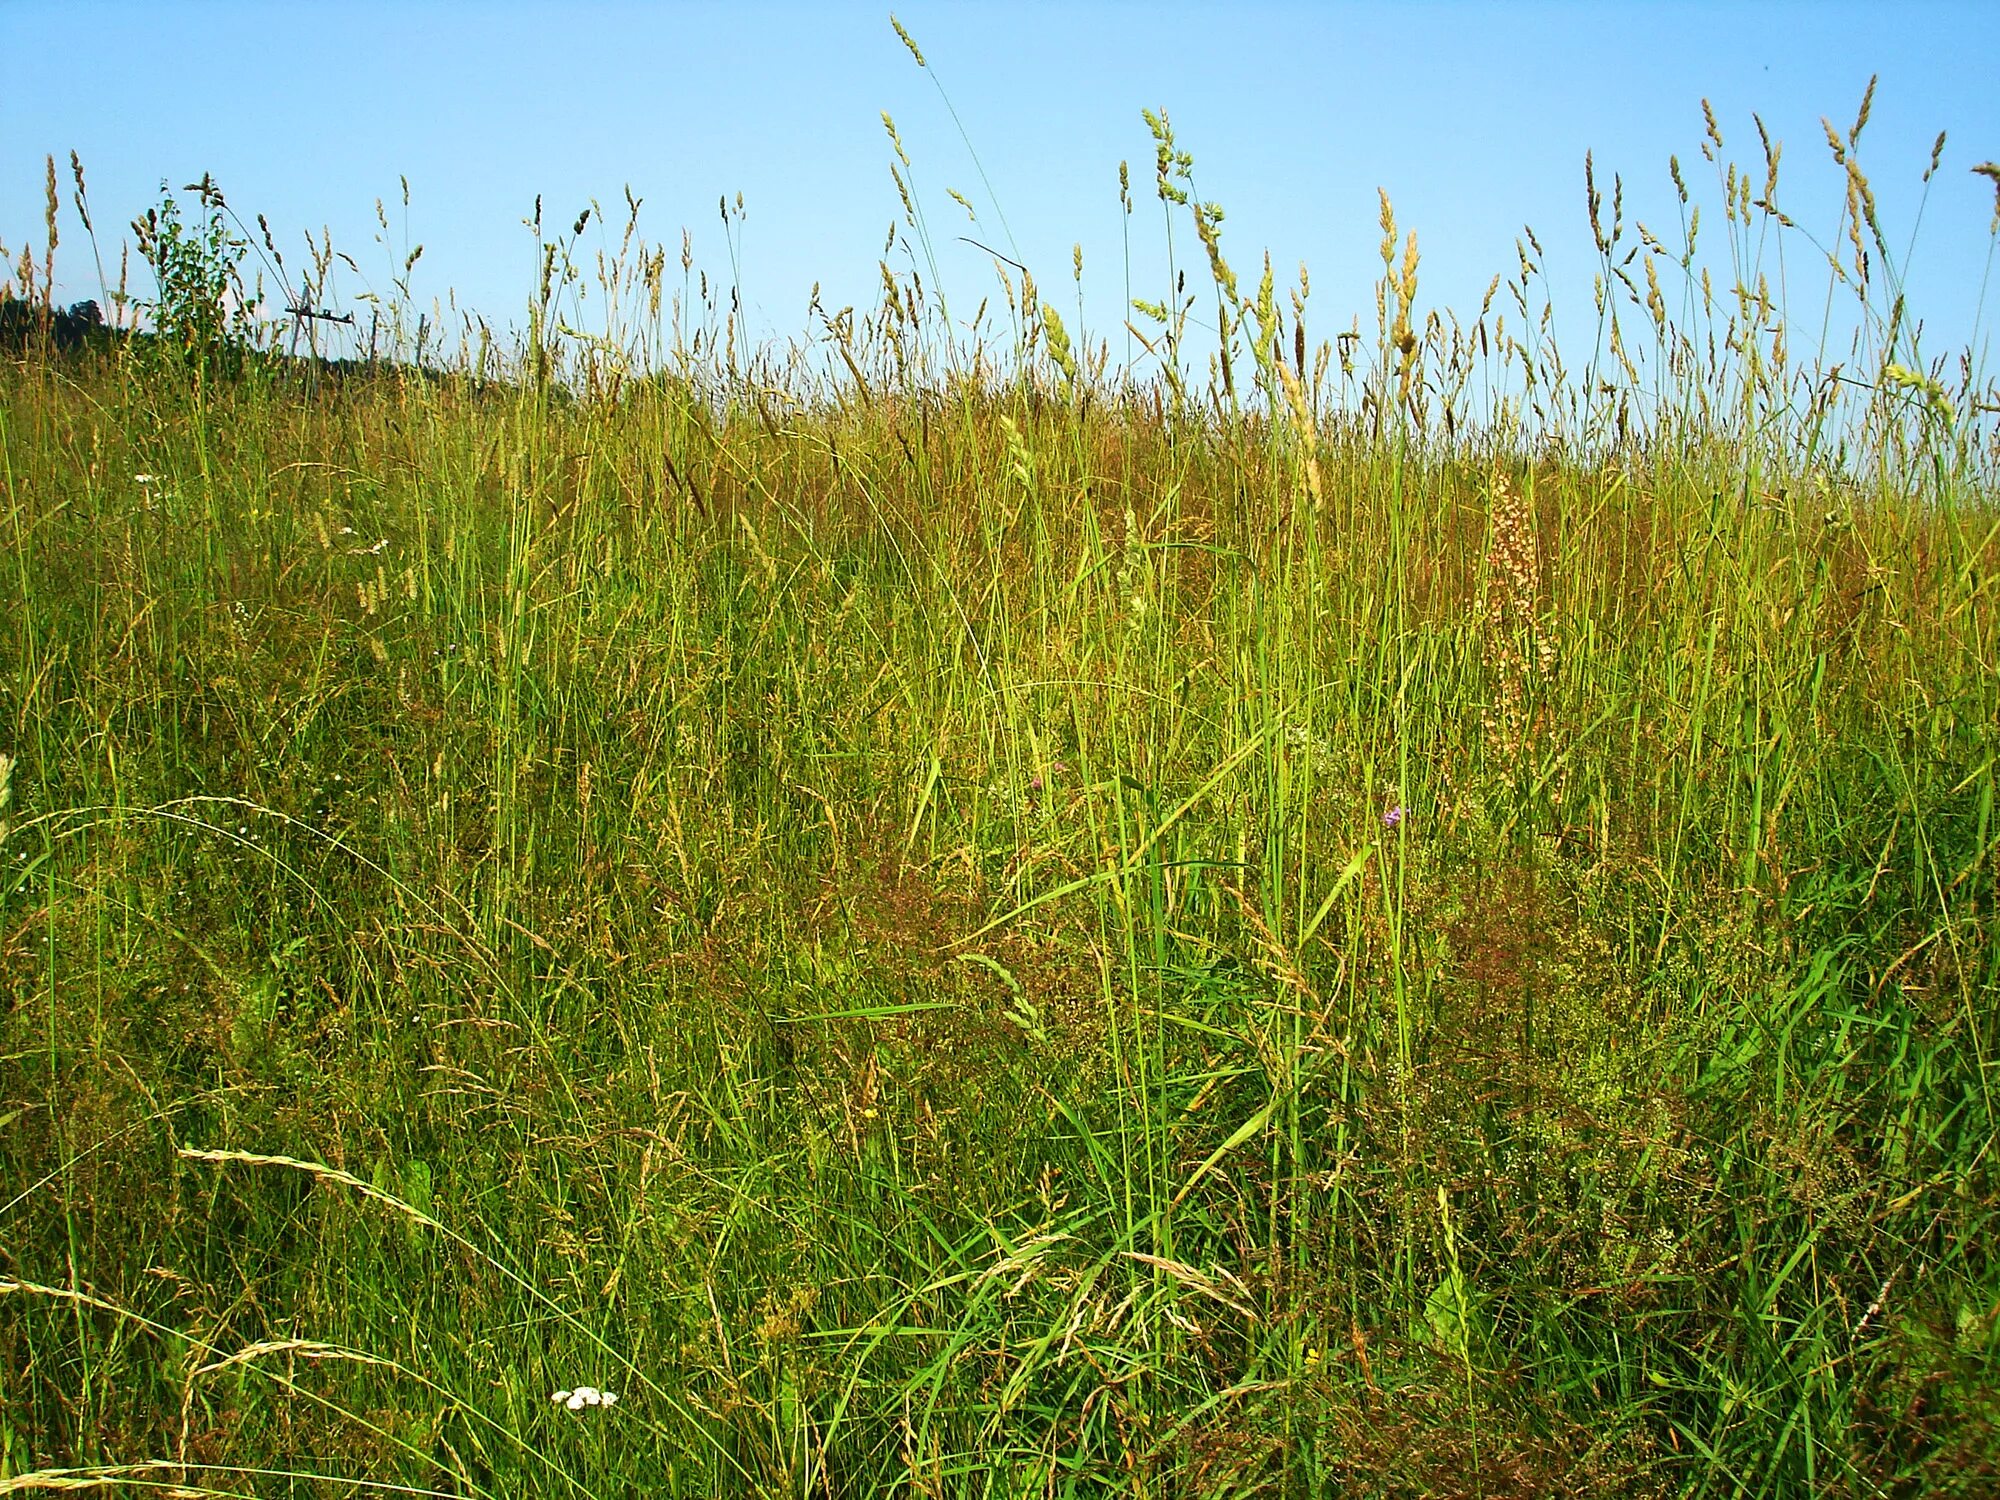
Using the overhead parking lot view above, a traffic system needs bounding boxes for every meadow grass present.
[1,88,1997,1497]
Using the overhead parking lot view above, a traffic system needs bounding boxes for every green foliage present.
[2,76,1997,1499]
[131,173,256,378]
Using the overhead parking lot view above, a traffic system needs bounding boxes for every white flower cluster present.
[551,1385,619,1411]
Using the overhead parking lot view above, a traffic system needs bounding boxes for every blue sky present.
[6,2,1998,376]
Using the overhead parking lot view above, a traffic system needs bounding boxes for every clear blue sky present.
[6,2,1998,376]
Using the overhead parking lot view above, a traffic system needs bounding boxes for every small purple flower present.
[1382,804,1405,830]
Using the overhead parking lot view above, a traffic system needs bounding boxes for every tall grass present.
[1,70,1996,1497]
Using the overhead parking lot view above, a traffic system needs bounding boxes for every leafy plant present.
[130,173,257,377]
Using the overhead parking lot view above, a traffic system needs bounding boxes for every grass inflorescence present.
[1,67,1997,1497]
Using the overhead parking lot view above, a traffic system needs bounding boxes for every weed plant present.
[1,67,1997,1498]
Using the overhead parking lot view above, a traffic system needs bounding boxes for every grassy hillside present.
[2,109,1997,1496]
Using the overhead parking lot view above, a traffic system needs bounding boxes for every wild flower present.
[1283,725,1335,773]
[551,1384,619,1411]
[1382,804,1404,830]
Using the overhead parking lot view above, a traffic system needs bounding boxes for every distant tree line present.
[0,296,122,355]
[0,300,523,416]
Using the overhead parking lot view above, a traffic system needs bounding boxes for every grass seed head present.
[891,14,926,67]
[1848,73,1877,148]
[1973,162,2000,232]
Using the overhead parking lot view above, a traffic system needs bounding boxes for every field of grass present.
[2,94,1998,1496]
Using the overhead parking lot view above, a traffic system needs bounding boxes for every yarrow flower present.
[551,1385,619,1411]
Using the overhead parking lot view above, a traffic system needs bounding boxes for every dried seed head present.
[1758,128,1781,205]
[1586,151,1603,252]
[1848,74,1876,149]
[68,150,91,234]
[881,112,911,169]
[1972,163,2000,233]
[1480,471,1557,754]
[42,155,58,264]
